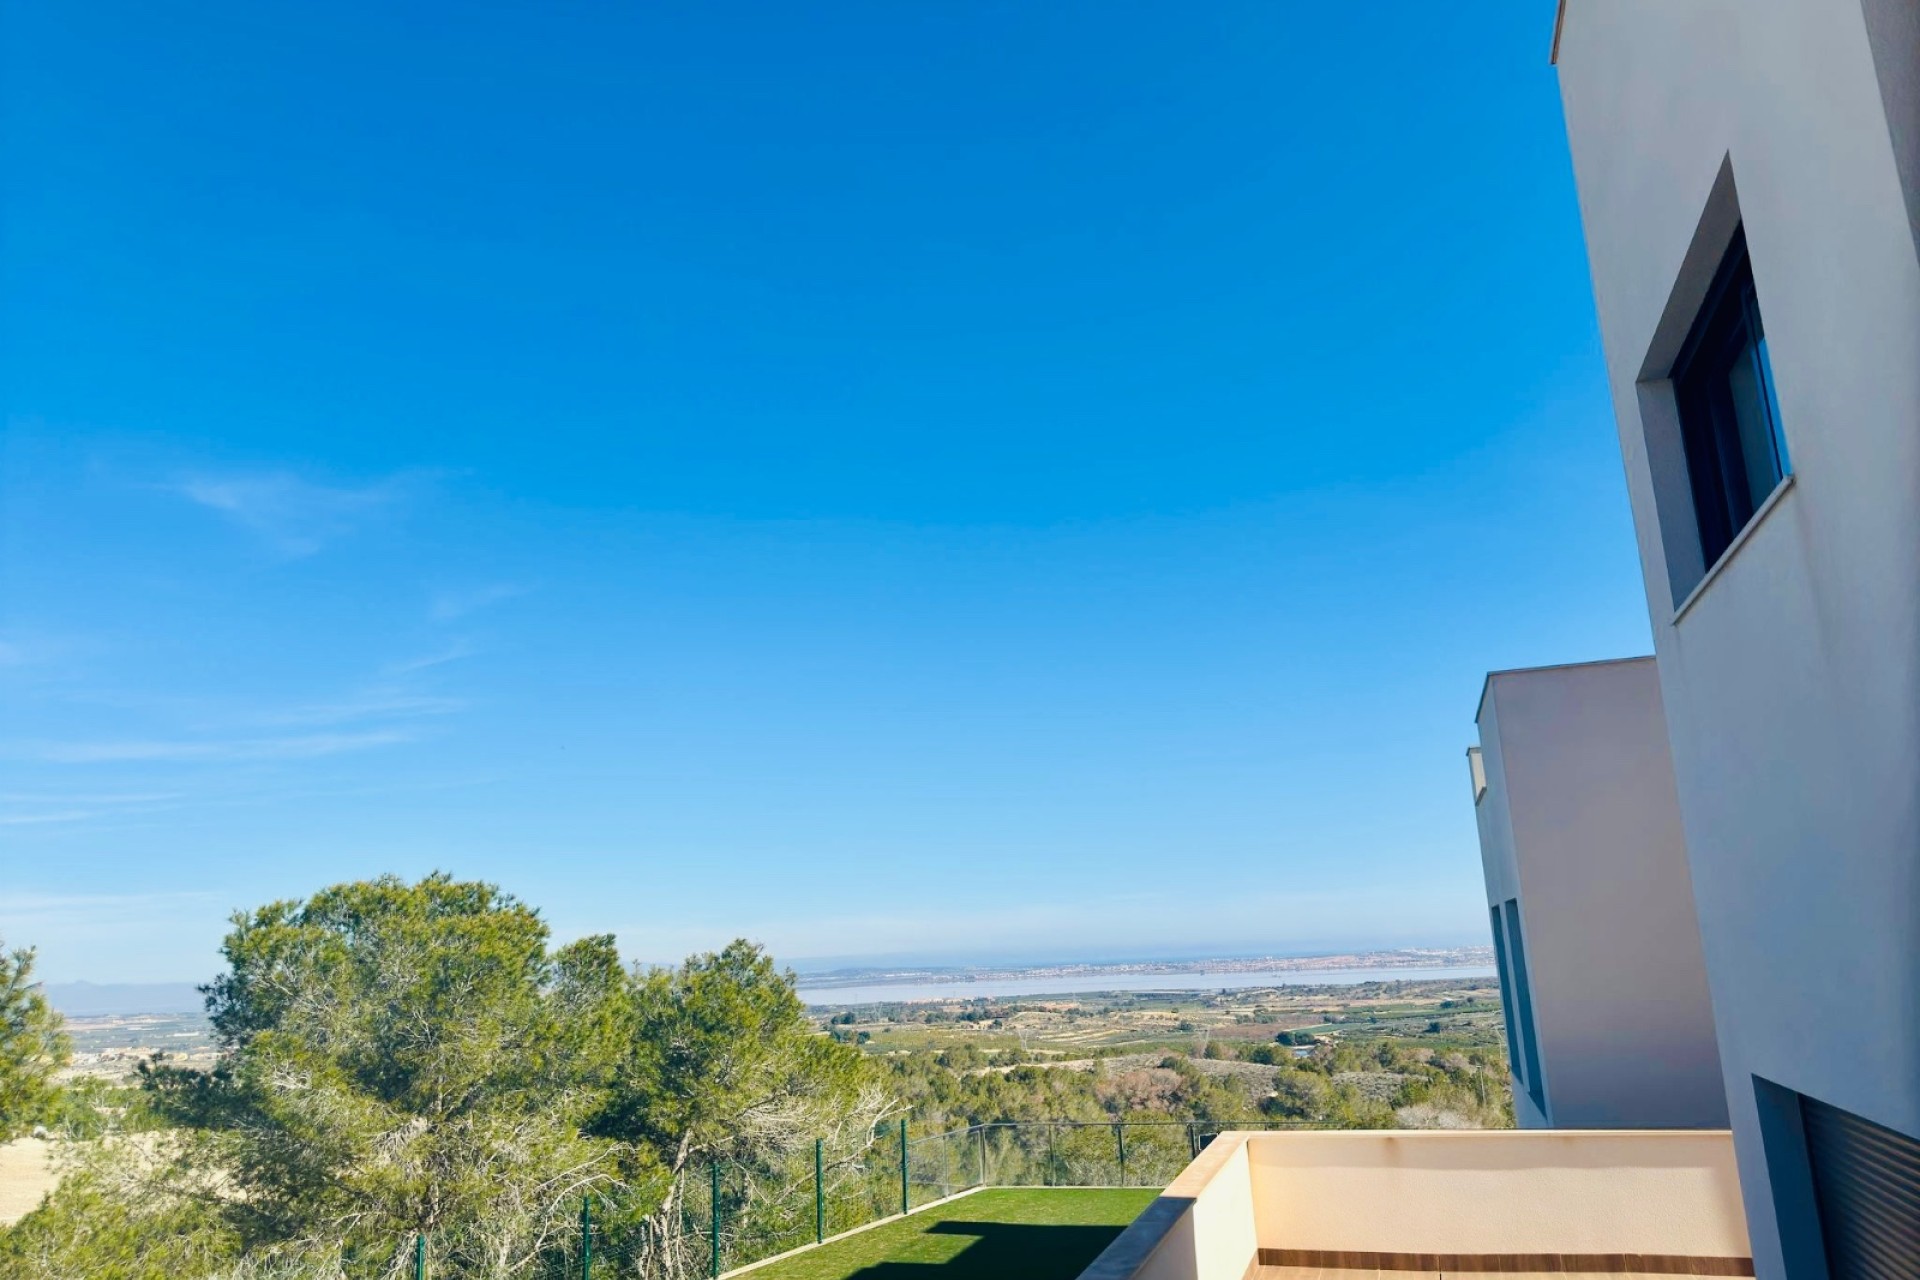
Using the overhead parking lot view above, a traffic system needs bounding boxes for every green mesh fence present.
[684,1119,1308,1277]
[392,1120,1309,1278]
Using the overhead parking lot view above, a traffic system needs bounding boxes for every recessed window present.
[1500,898,1545,1113]
[1489,898,1544,1115]
[1672,227,1790,568]
[1489,906,1522,1075]
[1466,747,1487,804]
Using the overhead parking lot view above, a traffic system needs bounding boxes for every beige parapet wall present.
[1080,1130,1750,1280]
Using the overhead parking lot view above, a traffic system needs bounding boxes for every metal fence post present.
[898,1118,909,1215]
[1046,1123,1056,1186]
[710,1163,721,1279]
[580,1196,592,1280]
[976,1125,987,1187]
[1116,1124,1127,1186]
[814,1138,825,1244]
[415,1233,427,1280]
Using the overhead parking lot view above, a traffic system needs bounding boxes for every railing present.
[394,1118,1312,1278]
[675,1119,1311,1277]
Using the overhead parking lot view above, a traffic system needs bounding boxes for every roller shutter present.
[1803,1096,1920,1279]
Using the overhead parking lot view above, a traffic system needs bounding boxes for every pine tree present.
[0,940,71,1140]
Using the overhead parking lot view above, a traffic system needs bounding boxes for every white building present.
[1470,658,1726,1131]
[1549,1,1920,1277]
[1083,5,1919,1278]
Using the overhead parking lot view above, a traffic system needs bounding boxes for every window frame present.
[1670,227,1791,570]
[1500,898,1546,1115]
[1490,905,1523,1078]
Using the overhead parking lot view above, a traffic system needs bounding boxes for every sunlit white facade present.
[1470,658,1725,1132]
[1550,2,1920,1276]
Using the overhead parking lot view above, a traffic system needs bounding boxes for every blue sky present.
[0,1,1651,984]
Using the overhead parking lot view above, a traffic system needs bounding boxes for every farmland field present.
[813,976,1509,1060]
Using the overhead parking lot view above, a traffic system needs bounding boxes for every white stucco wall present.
[1554,2,1920,1277]
[1097,1133,1258,1280]
[1247,1130,1749,1260]
[1473,659,1726,1130]
[1080,1130,1750,1280]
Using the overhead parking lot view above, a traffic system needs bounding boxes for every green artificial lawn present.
[737,1187,1158,1280]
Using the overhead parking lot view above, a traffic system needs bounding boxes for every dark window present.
[1490,905,1522,1077]
[1501,899,1545,1114]
[1672,228,1790,568]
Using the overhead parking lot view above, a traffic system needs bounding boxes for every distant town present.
[793,946,1494,992]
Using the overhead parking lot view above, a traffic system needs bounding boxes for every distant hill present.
[42,981,206,1017]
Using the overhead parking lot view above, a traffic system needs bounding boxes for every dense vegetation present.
[0,876,1511,1280]
[884,1035,1510,1135]
[4,876,880,1280]
[0,940,70,1140]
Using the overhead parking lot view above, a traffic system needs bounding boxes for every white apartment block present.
[1546,2,1920,1277]
[1470,658,1726,1132]
[1083,6,1918,1279]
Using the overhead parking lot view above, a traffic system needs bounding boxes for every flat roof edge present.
[1475,654,1658,724]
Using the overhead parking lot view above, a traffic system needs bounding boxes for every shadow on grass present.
[839,1220,1133,1280]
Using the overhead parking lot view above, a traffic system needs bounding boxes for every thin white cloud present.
[17,729,415,764]
[171,469,416,556]
[0,890,228,969]
[0,630,83,672]
[249,691,465,729]
[0,791,192,830]
[0,792,185,806]
[430,582,528,622]
[3,651,469,770]
[0,791,189,829]
[0,890,220,913]
[384,640,478,676]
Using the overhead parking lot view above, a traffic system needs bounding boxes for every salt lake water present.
[798,964,1496,1008]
